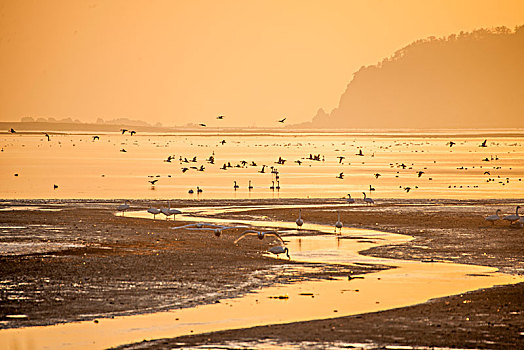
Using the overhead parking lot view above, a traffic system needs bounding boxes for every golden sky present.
[1,0,523,127]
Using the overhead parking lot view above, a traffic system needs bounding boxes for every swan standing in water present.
[160,201,182,220]
[345,194,355,204]
[503,206,520,223]
[484,209,501,225]
[234,230,285,244]
[267,246,290,259]
[363,192,374,205]
[335,211,343,234]
[296,209,304,230]
[147,206,161,219]
[117,201,130,216]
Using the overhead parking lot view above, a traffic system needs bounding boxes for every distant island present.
[295,26,524,129]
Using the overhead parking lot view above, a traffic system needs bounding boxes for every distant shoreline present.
[1,122,523,138]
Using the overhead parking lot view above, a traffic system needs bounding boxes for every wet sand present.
[1,199,523,349]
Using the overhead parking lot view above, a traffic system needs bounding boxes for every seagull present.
[296,209,304,229]
[363,192,374,205]
[278,118,286,123]
[484,209,501,225]
[335,211,343,234]
[117,201,130,215]
[345,194,355,204]
[149,179,158,185]
[234,230,285,244]
[267,246,290,259]
[480,139,487,147]
[336,172,344,179]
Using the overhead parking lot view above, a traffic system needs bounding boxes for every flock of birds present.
[116,199,524,261]
[5,127,522,199]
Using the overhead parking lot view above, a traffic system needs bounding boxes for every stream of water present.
[0,204,521,350]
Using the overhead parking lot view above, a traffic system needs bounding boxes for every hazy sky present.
[1,0,523,127]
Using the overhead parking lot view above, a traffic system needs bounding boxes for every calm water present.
[1,131,523,199]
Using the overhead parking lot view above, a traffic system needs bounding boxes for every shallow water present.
[1,132,523,199]
[0,204,522,350]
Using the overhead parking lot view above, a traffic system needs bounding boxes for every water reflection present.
[1,133,522,199]
[0,204,522,350]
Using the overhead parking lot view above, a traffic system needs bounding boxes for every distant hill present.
[296,26,524,129]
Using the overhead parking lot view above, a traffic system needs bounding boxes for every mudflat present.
[1,199,523,349]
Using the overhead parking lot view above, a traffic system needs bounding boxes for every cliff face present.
[306,26,524,129]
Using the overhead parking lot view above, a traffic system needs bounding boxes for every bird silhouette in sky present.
[217,115,224,119]
[278,118,286,123]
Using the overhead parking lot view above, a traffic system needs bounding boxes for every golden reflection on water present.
[1,132,523,199]
[1,205,522,350]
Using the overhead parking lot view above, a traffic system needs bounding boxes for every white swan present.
[147,206,161,219]
[363,192,374,205]
[484,209,501,225]
[160,201,182,220]
[503,206,521,223]
[117,201,130,216]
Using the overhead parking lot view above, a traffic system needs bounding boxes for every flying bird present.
[278,118,286,123]
[417,171,424,177]
[234,230,285,244]
[130,130,136,136]
[92,135,100,141]
[336,172,344,179]
[120,129,128,134]
[448,141,456,147]
[149,179,158,185]
[199,123,207,127]
[374,173,381,179]
[9,128,16,133]
[44,133,50,141]
[356,149,364,156]
[217,115,224,119]
[480,139,487,147]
